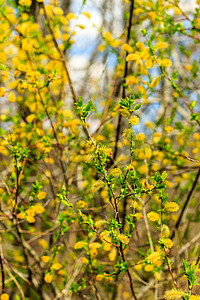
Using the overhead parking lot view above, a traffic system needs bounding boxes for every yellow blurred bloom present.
[126,75,138,85]
[76,200,87,209]
[193,133,200,140]
[117,234,129,245]
[147,211,160,222]
[44,273,52,283]
[163,238,173,249]
[108,248,117,261]
[0,87,6,97]
[154,272,162,281]
[52,263,62,270]
[161,58,172,67]
[33,204,45,214]
[144,264,154,272]
[0,294,9,300]
[41,256,50,263]
[82,11,91,18]
[189,295,200,300]
[8,92,16,103]
[155,42,168,49]
[74,241,87,250]
[129,116,140,126]
[147,251,161,264]
[121,43,133,52]
[37,191,47,200]
[136,133,145,141]
[164,289,185,299]
[67,13,76,19]
[19,0,32,6]
[149,76,161,88]
[81,257,89,264]
[164,202,179,212]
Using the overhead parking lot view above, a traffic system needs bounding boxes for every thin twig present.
[171,168,200,240]
[113,0,135,160]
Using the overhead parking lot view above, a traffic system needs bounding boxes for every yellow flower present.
[162,224,170,238]
[155,42,168,49]
[108,248,117,261]
[82,11,91,19]
[110,39,122,48]
[121,43,133,52]
[136,42,145,50]
[37,191,47,200]
[91,180,105,191]
[96,274,103,281]
[129,116,140,126]
[164,202,179,212]
[103,31,113,42]
[26,114,35,123]
[154,272,162,281]
[144,147,152,159]
[145,58,153,69]
[89,242,102,249]
[8,92,16,103]
[44,273,52,283]
[100,146,112,156]
[147,211,160,222]
[149,76,161,88]
[147,251,161,265]
[145,121,155,130]
[78,24,86,29]
[0,294,9,300]
[26,215,35,223]
[33,204,45,214]
[83,153,94,163]
[149,11,156,22]
[98,44,106,52]
[81,257,89,264]
[17,212,26,219]
[135,213,143,220]
[189,295,200,300]
[38,239,48,249]
[110,168,122,177]
[74,241,87,250]
[19,0,32,6]
[164,126,174,133]
[161,58,172,67]
[41,256,50,263]
[153,132,161,143]
[126,75,138,85]
[76,200,87,209]
[163,238,173,249]
[144,264,154,272]
[52,263,62,270]
[136,133,145,141]
[164,289,185,299]
[126,53,140,61]
[117,234,129,245]
[193,133,200,140]
[0,87,6,97]
[67,13,76,19]
[95,219,107,228]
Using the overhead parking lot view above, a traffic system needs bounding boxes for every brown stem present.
[36,87,69,189]
[113,0,135,160]
[42,3,77,104]
[171,168,200,240]
[85,121,137,300]
[163,247,179,290]
[0,253,5,294]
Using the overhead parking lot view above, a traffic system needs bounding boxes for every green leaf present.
[134,103,142,111]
